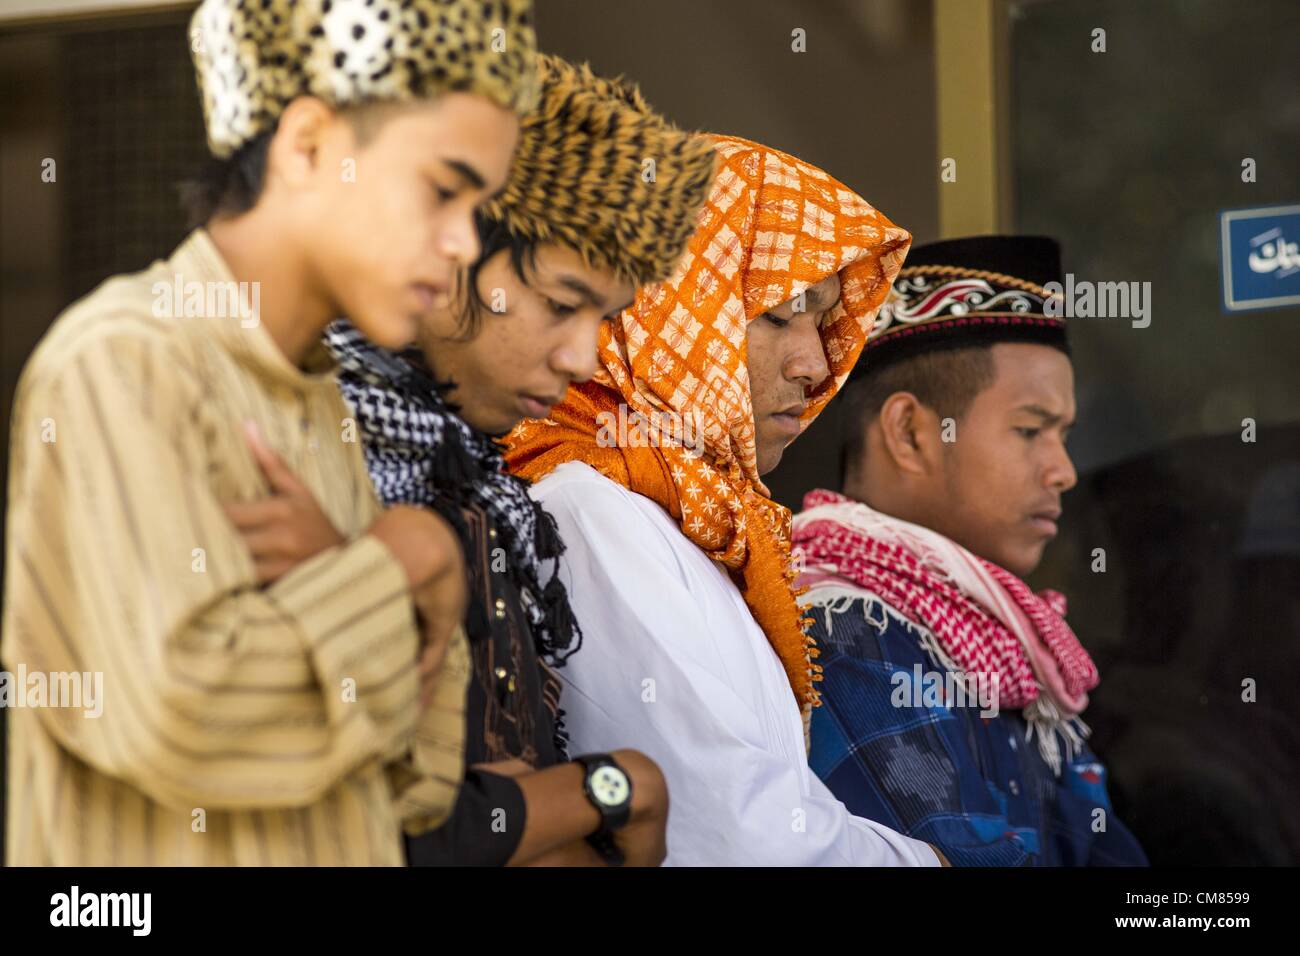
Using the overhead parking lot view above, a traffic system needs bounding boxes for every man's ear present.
[266,96,337,190]
[876,391,940,476]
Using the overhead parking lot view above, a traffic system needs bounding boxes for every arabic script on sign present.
[1247,228,1300,277]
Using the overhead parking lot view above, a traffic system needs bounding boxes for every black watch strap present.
[573,753,632,865]
[585,828,625,867]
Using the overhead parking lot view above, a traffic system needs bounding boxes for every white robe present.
[531,461,940,866]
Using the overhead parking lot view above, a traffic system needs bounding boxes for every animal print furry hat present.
[190,0,539,159]
[482,54,717,287]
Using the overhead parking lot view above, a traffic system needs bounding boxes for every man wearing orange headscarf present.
[505,135,943,865]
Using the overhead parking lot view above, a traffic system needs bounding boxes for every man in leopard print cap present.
[1,0,537,865]
[191,0,538,160]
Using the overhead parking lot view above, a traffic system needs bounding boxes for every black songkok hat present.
[852,234,1069,380]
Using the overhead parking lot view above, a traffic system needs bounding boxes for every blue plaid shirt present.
[807,593,1147,866]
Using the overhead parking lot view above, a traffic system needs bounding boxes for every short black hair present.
[449,210,542,340]
[179,127,277,230]
[839,345,997,485]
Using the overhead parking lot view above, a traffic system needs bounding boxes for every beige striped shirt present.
[2,230,469,865]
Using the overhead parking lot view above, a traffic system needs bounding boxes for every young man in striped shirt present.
[2,0,537,866]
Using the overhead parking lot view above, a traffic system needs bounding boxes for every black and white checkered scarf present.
[324,320,581,668]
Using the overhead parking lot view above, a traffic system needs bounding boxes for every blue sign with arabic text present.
[1220,204,1300,312]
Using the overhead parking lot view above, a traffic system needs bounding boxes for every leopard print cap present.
[191,0,538,159]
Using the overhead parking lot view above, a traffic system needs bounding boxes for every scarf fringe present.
[1023,697,1091,777]
[802,585,908,639]
[325,321,584,668]
[804,581,1092,778]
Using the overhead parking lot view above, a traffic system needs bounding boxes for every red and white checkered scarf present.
[793,489,1099,772]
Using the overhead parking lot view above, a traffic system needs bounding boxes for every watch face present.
[590,766,631,808]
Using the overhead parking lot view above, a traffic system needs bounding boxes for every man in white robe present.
[505,135,945,866]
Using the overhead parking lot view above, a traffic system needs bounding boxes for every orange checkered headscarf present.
[505,134,911,713]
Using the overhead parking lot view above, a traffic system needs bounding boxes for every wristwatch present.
[573,753,633,866]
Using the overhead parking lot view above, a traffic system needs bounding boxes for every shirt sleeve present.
[3,331,424,813]
[404,768,526,866]
[533,470,938,867]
